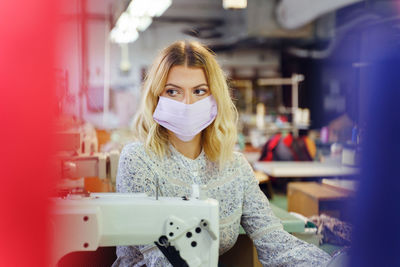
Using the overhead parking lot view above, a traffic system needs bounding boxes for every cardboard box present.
[287,182,353,220]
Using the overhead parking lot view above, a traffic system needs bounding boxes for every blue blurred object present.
[350,9,400,267]
[351,125,358,144]
[327,248,350,267]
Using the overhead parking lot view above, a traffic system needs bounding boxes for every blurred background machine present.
[54,127,120,195]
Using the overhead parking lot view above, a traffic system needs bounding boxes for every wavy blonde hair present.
[132,40,238,165]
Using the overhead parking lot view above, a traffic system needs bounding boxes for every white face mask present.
[153,95,218,142]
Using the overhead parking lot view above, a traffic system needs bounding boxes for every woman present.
[113,40,331,266]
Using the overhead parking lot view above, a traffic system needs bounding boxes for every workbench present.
[253,161,359,178]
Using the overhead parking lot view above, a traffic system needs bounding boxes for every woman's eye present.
[166,89,179,96]
[194,88,208,96]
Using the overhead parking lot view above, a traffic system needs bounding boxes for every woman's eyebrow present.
[193,83,208,88]
[165,83,208,89]
[164,83,182,89]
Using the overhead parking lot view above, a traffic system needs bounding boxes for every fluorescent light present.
[137,16,153,31]
[128,0,172,17]
[116,12,132,30]
[110,27,139,44]
[150,0,172,17]
[223,0,247,9]
[110,0,172,44]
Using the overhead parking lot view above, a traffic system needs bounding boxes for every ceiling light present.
[128,0,172,17]
[136,16,153,31]
[110,0,172,44]
[223,0,247,9]
[110,27,139,44]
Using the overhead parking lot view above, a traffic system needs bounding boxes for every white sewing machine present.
[50,193,219,267]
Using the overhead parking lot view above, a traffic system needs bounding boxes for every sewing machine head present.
[50,193,219,267]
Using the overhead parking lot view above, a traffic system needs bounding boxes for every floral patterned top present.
[112,142,331,267]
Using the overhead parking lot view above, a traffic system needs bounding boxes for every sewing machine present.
[50,193,219,267]
[53,131,120,195]
[54,131,119,179]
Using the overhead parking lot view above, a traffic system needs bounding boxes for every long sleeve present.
[112,143,172,267]
[239,156,331,266]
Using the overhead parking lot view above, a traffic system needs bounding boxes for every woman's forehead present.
[166,66,208,86]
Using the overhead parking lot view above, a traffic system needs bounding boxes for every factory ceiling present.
[83,0,399,54]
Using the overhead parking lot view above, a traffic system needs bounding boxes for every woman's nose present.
[183,93,194,104]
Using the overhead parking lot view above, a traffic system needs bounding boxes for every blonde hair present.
[132,40,238,165]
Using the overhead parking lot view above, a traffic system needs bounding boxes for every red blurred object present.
[282,134,293,147]
[265,134,282,161]
[259,133,313,162]
[0,1,57,266]
[278,115,288,122]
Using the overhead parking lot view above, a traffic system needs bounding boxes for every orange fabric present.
[96,129,111,151]
[84,177,114,192]
[304,137,317,159]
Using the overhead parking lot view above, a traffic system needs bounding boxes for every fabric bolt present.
[309,214,352,246]
[153,95,218,142]
[112,142,331,267]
